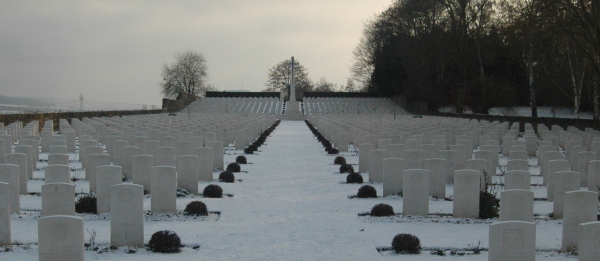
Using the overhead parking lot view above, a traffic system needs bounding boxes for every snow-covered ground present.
[1,121,581,260]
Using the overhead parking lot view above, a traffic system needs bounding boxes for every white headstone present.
[488,221,536,261]
[38,215,84,261]
[132,155,153,192]
[176,155,199,195]
[207,141,224,170]
[588,160,600,193]
[96,165,122,213]
[578,221,600,260]
[150,166,177,214]
[87,154,110,193]
[5,153,27,195]
[553,171,581,219]
[48,153,69,166]
[402,169,429,217]
[358,143,375,173]
[547,159,570,201]
[0,182,10,246]
[110,184,144,247]
[44,164,71,184]
[561,191,598,252]
[367,149,387,183]
[506,159,528,172]
[453,169,480,218]
[382,158,404,196]
[404,149,424,169]
[439,150,458,183]
[504,170,530,190]
[424,158,448,198]
[194,147,213,182]
[0,164,19,213]
[156,146,176,167]
[41,183,75,216]
[577,151,597,187]
[500,189,533,222]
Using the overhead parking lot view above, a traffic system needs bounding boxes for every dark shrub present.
[334,156,346,165]
[184,201,208,216]
[327,147,339,154]
[244,147,254,154]
[339,164,354,173]
[203,184,223,198]
[346,173,363,184]
[236,155,247,164]
[147,230,182,253]
[479,190,500,219]
[370,203,395,216]
[391,234,421,254]
[357,185,377,198]
[248,144,258,151]
[218,171,235,183]
[75,194,97,214]
[226,162,241,172]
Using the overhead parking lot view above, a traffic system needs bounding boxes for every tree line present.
[350,0,600,119]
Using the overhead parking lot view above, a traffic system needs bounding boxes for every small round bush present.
[147,230,182,253]
[226,162,241,172]
[371,203,395,216]
[391,233,421,254]
[203,184,223,198]
[75,194,97,214]
[184,201,208,216]
[334,156,346,165]
[235,155,247,164]
[219,171,235,183]
[346,173,363,184]
[479,190,500,219]
[339,164,354,173]
[244,147,254,154]
[327,147,339,154]
[356,185,377,198]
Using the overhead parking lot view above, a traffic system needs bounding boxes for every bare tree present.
[263,58,313,100]
[161,50,209,100]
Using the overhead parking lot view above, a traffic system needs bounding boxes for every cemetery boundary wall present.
[206,92,280,99]
[431,112,600,132]
[0,109,164,130]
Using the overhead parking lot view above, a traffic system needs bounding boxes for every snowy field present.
[1,121,584,260]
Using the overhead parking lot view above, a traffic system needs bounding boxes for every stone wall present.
[0,109,163,130]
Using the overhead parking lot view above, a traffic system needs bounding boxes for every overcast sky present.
[0,0,391,107]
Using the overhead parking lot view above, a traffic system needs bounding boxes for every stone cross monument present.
[290,56,297,102]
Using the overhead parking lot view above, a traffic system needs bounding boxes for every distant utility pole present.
[79,93,84,111]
